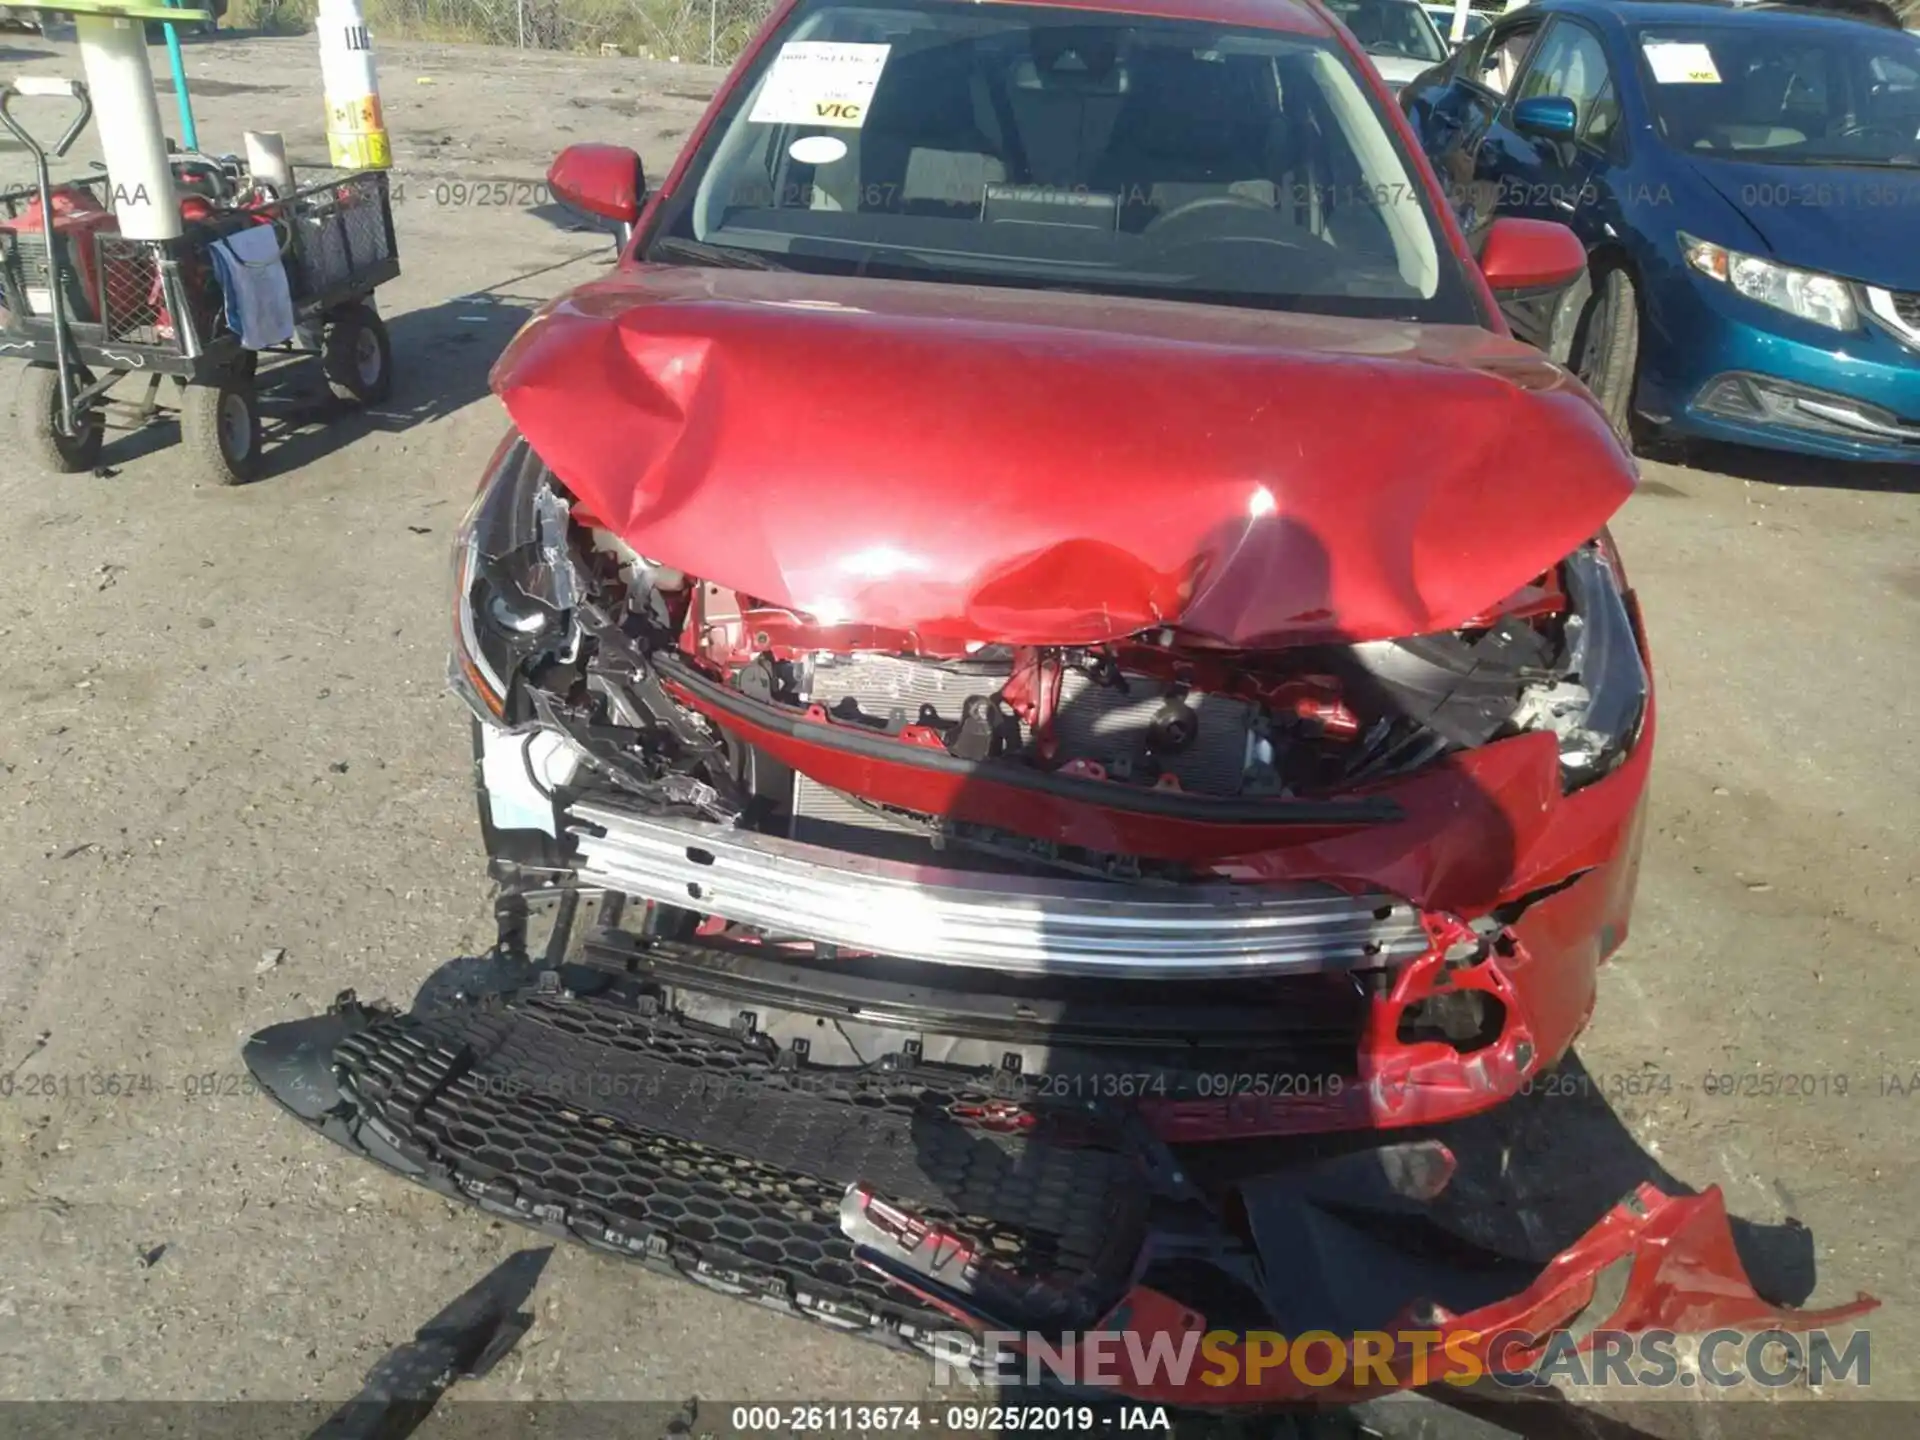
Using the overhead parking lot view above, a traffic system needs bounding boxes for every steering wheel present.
[1140,191,1314,262]
[1144,190,1284,234]
[1833,117,1915,145]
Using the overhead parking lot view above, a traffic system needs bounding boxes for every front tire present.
[180,379,262,484]
[13,362,104,474]
[1571,263,1640,444]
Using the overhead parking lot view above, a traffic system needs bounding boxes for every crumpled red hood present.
[492,266,1635,646]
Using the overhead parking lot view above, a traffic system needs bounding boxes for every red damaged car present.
[247,0,1873,1403]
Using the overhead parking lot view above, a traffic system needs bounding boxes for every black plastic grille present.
[1893,292,1920,330]
[332,986,1147,1330]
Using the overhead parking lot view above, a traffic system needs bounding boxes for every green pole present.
[160,0,199,151]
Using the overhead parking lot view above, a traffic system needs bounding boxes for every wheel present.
[179,379,262,484]
[321,302,393,405]
[1569,263,1640,444]
[13,362,104,474]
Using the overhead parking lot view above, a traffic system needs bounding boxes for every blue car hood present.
[1685,157,1920,290]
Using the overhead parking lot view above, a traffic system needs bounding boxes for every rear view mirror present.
[548,143,647,243]
[1478,216,1586,293]
[1513,95,1579,140]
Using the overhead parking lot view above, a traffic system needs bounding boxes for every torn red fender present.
[1070,1187,1878,1407]
[1140,914,1584,1139]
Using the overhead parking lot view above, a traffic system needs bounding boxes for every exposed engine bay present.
[453,436,1646,886]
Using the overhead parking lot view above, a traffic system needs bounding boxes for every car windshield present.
[1635,20,1920,165]
[1327,0,1449,62]
[647,0,1475,322]
[1427,9,1490,41]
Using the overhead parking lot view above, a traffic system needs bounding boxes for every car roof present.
[1533,0,1909,31]
[985,0,1341,39]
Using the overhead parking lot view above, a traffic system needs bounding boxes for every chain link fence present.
[221,0,1920,67]
[359,0,775,62]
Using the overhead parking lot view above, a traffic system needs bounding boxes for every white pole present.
[708,0,717,65]
[1451,0,1471,44]
[517,0,525,48]
[73,13,180,240]
[317,0,392,169]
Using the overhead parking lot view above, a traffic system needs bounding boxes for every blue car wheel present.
[1571,264,1640,443]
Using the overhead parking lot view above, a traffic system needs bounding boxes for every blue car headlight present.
[1679,232,1858,332]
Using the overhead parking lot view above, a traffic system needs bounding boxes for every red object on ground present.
[1066,1185,1878,1406]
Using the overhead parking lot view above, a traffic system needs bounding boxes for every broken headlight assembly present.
[1513,540,1649,788]
[449,434,579,725]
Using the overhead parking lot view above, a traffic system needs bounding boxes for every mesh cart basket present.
[1,78,402,485]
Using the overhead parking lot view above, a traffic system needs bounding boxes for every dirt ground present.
[0,29,1915,1429]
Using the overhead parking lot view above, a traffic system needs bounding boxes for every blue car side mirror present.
[1513,95,1580,139]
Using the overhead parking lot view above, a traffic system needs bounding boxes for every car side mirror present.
[1478,216,1586,293]
[547,143,647,245]
[1512,94,1579,141]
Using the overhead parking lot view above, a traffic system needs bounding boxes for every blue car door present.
[1407,13,1549,232]
[1474,16,1627,349]
[1480,16,1622,237]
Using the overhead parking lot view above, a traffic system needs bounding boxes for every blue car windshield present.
[1635,21,1920,166]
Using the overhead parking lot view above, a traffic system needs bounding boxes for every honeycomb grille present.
[332,986,1146,1329]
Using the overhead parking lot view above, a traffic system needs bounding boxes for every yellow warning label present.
[325,94,387,132]
[327,127,391,170]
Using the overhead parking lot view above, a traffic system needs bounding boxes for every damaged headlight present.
[450,433,579,723]
[1512,542,1649,788]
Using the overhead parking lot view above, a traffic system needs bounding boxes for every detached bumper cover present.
[245,973,1873,1406]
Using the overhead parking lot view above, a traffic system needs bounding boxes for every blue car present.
[1401,0,1920,462]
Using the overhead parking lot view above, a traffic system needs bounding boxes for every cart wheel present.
[322,303,393,405]
[180,380,263,485]
[14,362,105,474]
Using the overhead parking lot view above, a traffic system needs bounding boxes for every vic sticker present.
[748,41,891,128]
[1642,41,1722,85]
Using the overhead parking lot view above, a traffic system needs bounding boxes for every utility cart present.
[0,76,400,483]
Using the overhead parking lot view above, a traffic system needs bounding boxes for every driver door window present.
[1471,19,1542,96]
[1513,18,1617,148]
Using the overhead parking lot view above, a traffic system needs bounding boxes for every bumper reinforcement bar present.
[568,799,1431,979]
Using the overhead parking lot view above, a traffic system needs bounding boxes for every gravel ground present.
[0,30,1914,1429]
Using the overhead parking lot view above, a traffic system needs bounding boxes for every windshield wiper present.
[647,236,788,270]
[1738,154,1920,169]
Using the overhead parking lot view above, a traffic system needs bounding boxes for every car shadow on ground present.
[86,246,610,479]
[250,246,613,479]
[84,290,533,478]
[1642,435,1920,495]
[248,289,536,477]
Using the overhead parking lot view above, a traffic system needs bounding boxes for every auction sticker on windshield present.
[1642,40,1721,84]
[749,42,892,127]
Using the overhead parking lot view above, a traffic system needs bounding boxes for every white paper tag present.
[1643,41,1722,84]
[748,42,892,128]
[789,134,850,165]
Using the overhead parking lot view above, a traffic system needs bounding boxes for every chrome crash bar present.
[568,800,1432,979]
